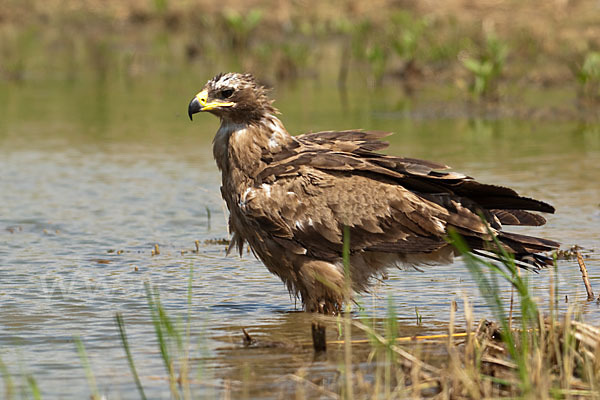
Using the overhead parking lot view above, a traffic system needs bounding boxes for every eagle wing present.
[239,129,555,260]
[241,167,465,259]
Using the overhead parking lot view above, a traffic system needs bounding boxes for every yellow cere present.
[195,90,234,111]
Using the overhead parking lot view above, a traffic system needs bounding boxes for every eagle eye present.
[220,88,234,99]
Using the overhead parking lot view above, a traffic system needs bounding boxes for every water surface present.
[1,77,599,398]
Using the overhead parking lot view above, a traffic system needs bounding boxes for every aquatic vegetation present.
[152,0,169,15]
[115,313,147,400]
[220,8,264,51]
[335,11,429,89]
[0,354,41,400]
[461,32,508,100]
[85,36,114,82]
[74,336,101,400]
[144,283,181,397]
[364,43,388,87]
[275,40,312,82]
[386,12,429,93]
[341,225,354,399]
[310,222,600,398]
[315,228,600,398]
[443,228,599,397]
[389,11,428,64]
[0,0,598,119]
[414,306,423,326]
[422,16,472,65]
[332,17,393,88]
[575,51,600,103]
[114,271,196,399]
[0,26,38,81]
[348,19,380,84]
[0,356,14,399]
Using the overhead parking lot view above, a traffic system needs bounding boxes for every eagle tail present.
[469,231,559,270]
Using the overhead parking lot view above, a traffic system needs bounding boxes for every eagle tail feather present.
[467,230,559,270]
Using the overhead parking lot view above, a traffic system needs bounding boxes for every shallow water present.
[1,76,599,398]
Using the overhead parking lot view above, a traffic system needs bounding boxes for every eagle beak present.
[188,89,235,121]
[188,96,202,121]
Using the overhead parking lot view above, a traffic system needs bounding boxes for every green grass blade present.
[144,282,180,399]
[0,354,15,400]
[447,228,533,392]
[342,225,354,400]
[26,375,41,400]
[115,313,147,400]
[73,335,101,400]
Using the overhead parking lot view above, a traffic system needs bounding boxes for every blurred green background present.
[1,0,599,106]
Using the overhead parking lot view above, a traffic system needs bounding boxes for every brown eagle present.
[188,72,559,314]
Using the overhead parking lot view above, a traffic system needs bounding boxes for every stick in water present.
[576,251,594,301]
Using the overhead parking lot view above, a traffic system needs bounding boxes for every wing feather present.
[243,129,557,264]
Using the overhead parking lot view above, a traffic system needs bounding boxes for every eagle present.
[188,72,559,314]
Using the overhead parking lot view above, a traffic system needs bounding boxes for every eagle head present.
[188,72,276,123]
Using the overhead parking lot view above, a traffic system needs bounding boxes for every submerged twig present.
[576,251,594,301]
[323,332,471,345]
[242,328,255,347]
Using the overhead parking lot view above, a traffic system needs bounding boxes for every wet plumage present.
[188,72,559,314]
